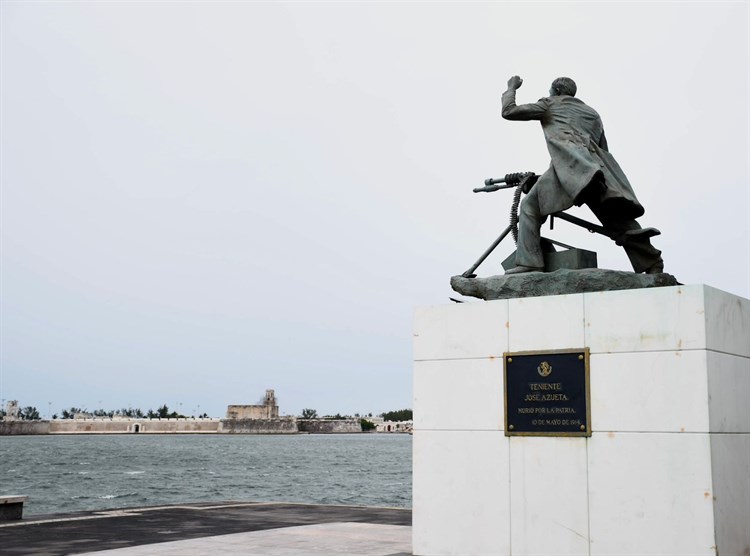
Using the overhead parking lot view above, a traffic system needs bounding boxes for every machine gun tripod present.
[461,172,661,278]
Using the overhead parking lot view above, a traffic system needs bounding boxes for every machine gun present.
[461,172,661,278]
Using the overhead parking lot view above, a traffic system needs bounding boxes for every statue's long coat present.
[501,90,644,219]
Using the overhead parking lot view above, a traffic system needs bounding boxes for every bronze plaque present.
[504,348,591,437]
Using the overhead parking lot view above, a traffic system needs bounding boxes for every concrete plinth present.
[413,285,749,556]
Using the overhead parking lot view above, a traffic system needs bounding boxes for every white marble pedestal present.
[413,285,749,556]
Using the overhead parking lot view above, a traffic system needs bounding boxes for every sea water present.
[0,433,411,516]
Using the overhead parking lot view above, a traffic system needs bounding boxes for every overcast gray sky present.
[1,1,748,418]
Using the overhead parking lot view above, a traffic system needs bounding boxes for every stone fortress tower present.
[225,389,279,419]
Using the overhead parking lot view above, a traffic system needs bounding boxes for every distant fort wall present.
[1,418,222,435]
[1,417,363,435]
[49,418,222,434]
[0,420,50,435]
[219,417,297,434]
[297,419,361,434]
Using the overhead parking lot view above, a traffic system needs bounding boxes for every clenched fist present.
[507,75,523,90]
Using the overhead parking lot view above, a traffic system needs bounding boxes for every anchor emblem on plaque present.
[537,361,552,377]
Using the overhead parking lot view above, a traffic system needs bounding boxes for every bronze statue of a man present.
[501,75,664,274]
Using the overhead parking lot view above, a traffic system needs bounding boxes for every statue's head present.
[550,77,577,97]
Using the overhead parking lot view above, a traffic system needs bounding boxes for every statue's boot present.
[645,262,665,274]
[615,227,661,246]
[505,265,544,275]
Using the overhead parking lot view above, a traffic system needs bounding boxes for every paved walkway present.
[0,501,412,556]
[79,522,411,555]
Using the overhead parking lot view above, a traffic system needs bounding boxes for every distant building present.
[226,389,279,419]
[3,400,20,421]
[377,420,413,433]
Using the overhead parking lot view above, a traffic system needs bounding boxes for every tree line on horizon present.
[0,406,40,420]
[1,404,208,421]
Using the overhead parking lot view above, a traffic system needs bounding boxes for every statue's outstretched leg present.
[588,201,664,274]
[507,186,546,274]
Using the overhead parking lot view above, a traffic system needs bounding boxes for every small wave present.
[98,492,137,500]
[124,471,145,475]
[78,462,91,466]
[78,471,90,475]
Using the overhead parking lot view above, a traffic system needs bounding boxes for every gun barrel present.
[484,177,506,186]
[473,182,518,193]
